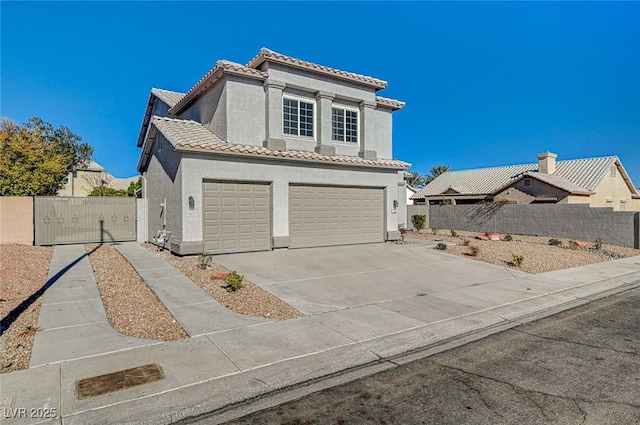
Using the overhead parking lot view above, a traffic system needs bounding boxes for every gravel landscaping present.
[146,244,303,320]
[405,230,640,274]
[0,245,53,373]
[86,244,188,341]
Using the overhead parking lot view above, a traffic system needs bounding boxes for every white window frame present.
[331,105,360,145]
[282,95,316,139]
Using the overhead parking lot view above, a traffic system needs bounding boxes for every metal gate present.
[34,197,136,245]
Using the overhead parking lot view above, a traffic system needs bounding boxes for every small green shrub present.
[511,253,524,267]
[450,229,459,237]
[548,239,562,246]
[411,215,426,231]
[593,238,603,250]
[224,271,245,292]
[462,239,470,246]
[468,245,480,257]
[502,234,513,242]
[198,253,213,269]
[435,243,447,250]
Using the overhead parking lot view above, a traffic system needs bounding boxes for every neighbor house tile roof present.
[246,48,388,90]
[151,88,185,108]
[518,172,592,195]
[150,116,409,169]
[412,156,631,200]
[108,176,139,191]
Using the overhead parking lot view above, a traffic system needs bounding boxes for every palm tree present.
[424,165,450,184]
[405,171,427,188]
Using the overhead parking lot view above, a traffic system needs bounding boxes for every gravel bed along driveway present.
[405,230,640,274]
[0,244,53,373]
[147,244,303,320]
[86,244,188,341]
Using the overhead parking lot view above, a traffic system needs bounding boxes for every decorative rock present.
[211,271,230,280]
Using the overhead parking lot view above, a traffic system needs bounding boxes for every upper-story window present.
[283,97,314,137]
[332,107,358,143]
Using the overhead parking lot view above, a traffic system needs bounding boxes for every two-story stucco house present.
[137,49,410,255]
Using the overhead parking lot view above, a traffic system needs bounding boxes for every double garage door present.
[203,182,384,254]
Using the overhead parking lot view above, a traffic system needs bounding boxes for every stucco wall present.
[590,163,637,210]
[407,205,430,231]
[226,78,265,145]
[429,204,639,248]
[179,82,227,140]
[144,133,183,244]
[179,152,404,245]
[0,197,34,245]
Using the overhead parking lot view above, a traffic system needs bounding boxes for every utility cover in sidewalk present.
[76,364,164,399]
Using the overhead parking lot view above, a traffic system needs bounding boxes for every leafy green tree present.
[0,117,93,196]
[424,165,450,184]
[126,177,142,196]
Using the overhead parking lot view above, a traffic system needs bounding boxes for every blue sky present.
[2,1,639,186]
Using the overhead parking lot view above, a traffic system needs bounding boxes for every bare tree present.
[81,171,113,196]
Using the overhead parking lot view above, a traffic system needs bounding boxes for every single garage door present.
[289,185,384,248]
[203,181,270,254]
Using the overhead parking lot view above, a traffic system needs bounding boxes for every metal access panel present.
[289,185,384,248]
[203,181,271,254]
[34,197,136,245]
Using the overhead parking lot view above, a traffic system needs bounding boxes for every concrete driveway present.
[215,242,529,316]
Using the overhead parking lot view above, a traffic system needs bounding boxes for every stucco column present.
[315,91,336,156]
[271,179,290,248]
[264,79,286,151]
[359,100,377,160]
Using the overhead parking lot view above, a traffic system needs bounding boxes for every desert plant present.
[462,239,470,246]
[503,234,513,242]
[411,215,426,231]
[435,243,447,250]
[593,238,603,250]
[548,239,562,246]
[511,253,524,267]
[568,240,579,249]
[468,245,480,257]
[224,271,245,292]
[18,324,41,336]
[197,253,213,269]
[450,229,459,237]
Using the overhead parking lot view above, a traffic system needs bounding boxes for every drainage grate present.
[76,364,164,399]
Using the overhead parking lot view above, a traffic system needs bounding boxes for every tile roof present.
[80,160,105,171]
[519,172,591,195]
[150,116,409,169]
[375,96,405,110]
[108,176,140,191]
[247,48,388,90]
[169,60,268,115]
[151,88,185,108]
[412,156,633,199]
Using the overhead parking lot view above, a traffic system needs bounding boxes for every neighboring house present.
[406,184,417,205]
[136,48,410,255]
[411,152,640,211]
[57,160,139,197]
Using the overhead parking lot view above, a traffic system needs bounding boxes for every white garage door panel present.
[289,185,383,248]
[203,181,271,254]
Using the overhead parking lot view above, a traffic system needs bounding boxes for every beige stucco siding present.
[590,164,636,210]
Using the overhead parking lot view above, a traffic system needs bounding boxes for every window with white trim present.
[332,107,358,143]
[283,97,314,137]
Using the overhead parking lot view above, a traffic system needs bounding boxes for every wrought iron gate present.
[34,197,136,245]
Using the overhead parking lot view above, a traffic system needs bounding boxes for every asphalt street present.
[210,285,640,425]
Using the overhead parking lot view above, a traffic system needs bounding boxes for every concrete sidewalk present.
[2,245,639,425]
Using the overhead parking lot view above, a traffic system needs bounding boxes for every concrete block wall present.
[0,197,34,245]
[406,205,430,231]
[429,204,639,248]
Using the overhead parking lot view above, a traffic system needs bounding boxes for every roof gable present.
[247,48,388,90]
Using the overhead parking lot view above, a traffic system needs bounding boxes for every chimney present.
[537,151,557,174]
